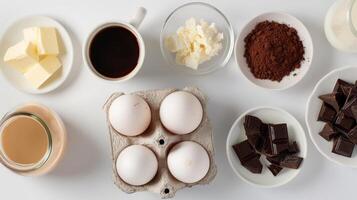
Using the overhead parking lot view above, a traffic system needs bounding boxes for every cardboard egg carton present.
[103,87,217,198]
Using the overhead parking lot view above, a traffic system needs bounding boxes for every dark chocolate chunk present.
[268,164,283,176]
[272,142,289,155]
[332,136,355,157]
[318,103,336,123]
[319,93,345,112]
[346,87,357,102]
[288,141,300,154]
[232,140,258,164]
[335,112,355,133]
[347,126,357,144]
[266,155,285,166]
[280,155,303,169]
[319,123,339,141]
[333,79,353,94]
[268,124,289,144]
[243,157,263,174]
[341,97,357,118]
[244,115,266,151]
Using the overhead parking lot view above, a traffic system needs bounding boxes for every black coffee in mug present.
[89,26,140,78]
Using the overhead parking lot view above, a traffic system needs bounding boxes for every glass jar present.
[325,0,357,52]
[0,103,66,176]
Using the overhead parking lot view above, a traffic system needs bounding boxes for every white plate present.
[226,106,307,188]
[306,66,357,168]
[235,12,313,90]
[0,16,74,94]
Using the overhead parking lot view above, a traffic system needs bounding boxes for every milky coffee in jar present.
[0,103,66,176]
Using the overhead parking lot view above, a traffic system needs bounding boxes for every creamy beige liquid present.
[1,115,49,165]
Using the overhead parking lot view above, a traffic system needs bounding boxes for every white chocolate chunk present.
[3,41,39,73]
[37,27,59,55]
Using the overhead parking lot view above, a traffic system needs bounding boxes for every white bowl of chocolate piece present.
[226,106,307,188]
[306,66,357,168]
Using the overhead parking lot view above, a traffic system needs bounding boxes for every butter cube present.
[23,27,39,45]
[37,27,59,55]
[24,56,62,88]
[3,41,39,73]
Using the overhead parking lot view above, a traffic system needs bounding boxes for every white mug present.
[83,7,147,82]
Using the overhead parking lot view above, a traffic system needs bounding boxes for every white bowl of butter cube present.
[0,15,73,94]
[160,2,234,75]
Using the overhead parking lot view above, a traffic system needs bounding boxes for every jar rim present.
[0,112,53,172]
[348,0,357,37]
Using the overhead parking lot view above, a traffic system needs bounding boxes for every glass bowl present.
[160,2,234,75]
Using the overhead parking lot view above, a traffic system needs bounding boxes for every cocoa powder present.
[244,21,305,82]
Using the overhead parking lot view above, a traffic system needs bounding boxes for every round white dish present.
[160,2,234,75]
[306,66,357,168]
[235,12,313,90]
[226,106,307,188]
[0,15,74,94]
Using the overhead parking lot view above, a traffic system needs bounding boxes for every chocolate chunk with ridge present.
[266,155,285,166]
[288,141,300,154]
[319,93,346,112]
[332,136,355,157]
[280,155,303,169]
[272,142,289,155]
[244,115,266,151]
[335,112,355,133]
[333,79,353,94]
[243,157,263,174]
[342,97,357,118]
[347,126,357,144]
[232,140,259,165]
[318,103,336,123]
[268,124,289,144]
[319,123,339,141]
[268,164,283,176]
[346,87,357,102]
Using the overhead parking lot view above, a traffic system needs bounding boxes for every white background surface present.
[0,0,356,199]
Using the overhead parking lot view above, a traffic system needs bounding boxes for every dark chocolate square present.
[332,136,355,157]
[288,141,300,154]
[335,112,355,133]
[319,123,339,141]
[318,103,336,123]
[280,155,303,169]
[319,93,346,112]
[272,142,289,155]
[266,155,285,166]
[268,164,283,176]
[268,124,289,144]
[347,126,357,144]
[333,79,353,95]
[232,140,258,164]
[243,157,263,174]
[341,97,357,118]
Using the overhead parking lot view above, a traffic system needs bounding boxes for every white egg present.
[109,94,151,136]
[116,145,158,186]
[167,141,210,184]
[160,91,203,135]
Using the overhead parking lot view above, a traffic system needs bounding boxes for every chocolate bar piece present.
[333,79,353,95]
[244,115,266,151]
[347,126,357,144]
[243,157,263,174]
[268,124,289,144]
[232,140,258,164]
[335,112,355,133]
[319,123,339,141]
[318,103,336,123]
[288,141,300,154]
[266,155,285,166]
[280,155,303,169]
[342,97,357,118]
[272,142,289,155]
[319,93,345,112]
[268,164,283,176]
[332,136,355,157]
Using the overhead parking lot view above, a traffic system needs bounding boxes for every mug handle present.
[129,7,147,29]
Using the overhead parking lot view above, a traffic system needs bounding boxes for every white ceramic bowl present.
[160,2,234,75]
[226,106,307,188]
[306,66,357,168]
[0,16,74,94]
[235,12,313,90]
